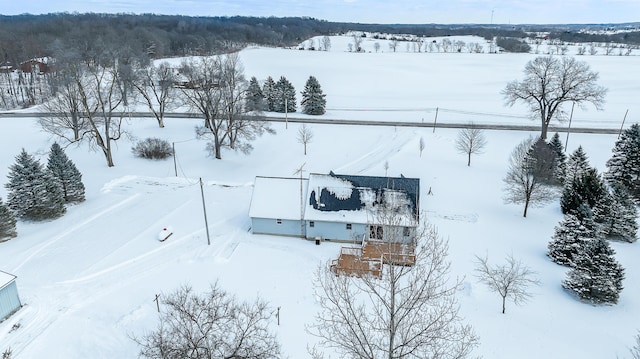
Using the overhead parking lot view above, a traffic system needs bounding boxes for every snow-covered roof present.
[249,176,308,220]
[304,173,419,226]
[0,271,16,290]
[20,57,53,65]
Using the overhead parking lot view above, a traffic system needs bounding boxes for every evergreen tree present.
[262,76,276,112]
[548,212,598,266]
[300,75,326,115]
[245,76,264,112]
[0,197,17,241]
[594,184,638,243]
[560,167,606,214]
[548,132,567,185]
[529,137,559,186]
[5,149,66,220]
[564,146,591,188]
[563,237,625,304]
[273,76,296,113]
[47,142,86,203]
[605,123,640,200]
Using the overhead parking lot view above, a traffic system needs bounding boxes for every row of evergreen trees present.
[544,125,640,305]
[246,75,327,115]
[0,143,85,241]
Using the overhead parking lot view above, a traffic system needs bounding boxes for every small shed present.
[0,271,21,321]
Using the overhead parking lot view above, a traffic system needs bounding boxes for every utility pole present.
[285,97,288,129]
[172,142,177,176]
[618,109,629,139]
[199,178,211,245]
[293,163,306,238]
[154,294,160,312]
[433,107,439,133]
[564,102,575,152]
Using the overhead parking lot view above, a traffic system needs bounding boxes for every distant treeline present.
[0,13,638,64]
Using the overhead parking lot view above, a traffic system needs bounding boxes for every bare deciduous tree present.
[132,61,178,128]
[180,54,272,159]
[374,42,381,53]
[135,283,281,359]
[352,33,364,52]
[179,56,226,158]
[297,123,313,155]
[389,38,399,52]
[455,124,487,166]
[502,56,607,139]
[475,254,540,314]
[308,222,479,359]
[321,36,331,51]
[503,137,558,217]
[40,67,89,143]
[68,58,126,167]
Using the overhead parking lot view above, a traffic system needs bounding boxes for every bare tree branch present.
[502,56,607,140]
[455,124,487,166]
[474,254,540,314]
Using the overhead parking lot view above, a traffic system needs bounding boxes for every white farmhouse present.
[249,172,420,243]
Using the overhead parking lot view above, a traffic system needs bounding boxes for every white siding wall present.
[306,221,367,242]
[252,217,304,237]
[0,280,21,321]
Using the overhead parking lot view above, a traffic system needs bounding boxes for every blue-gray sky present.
[3,0,639,24]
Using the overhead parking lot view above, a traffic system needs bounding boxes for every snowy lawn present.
[0,35,639,358]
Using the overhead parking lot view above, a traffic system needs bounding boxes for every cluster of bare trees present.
[135,283,281,359]
[180,54,273,159]
[371,37,485,54]
[39,49,271,166]
[0,68,54,109]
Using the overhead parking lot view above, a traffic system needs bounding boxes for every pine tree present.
[47,142,86,203]
[548,133,567,185]
[273,76,296,113]
[5,149,66,220]
[300,75,326,115]
[548,212,598,266]
[594,184,638,243]
[245,76,264,112]
[0,197,17,241]
[563,237,625,304]
[605,123,640,200]
[262,76,276,112]
[560,167,606,214]
[529,137,559,186]
[564,146,591,188]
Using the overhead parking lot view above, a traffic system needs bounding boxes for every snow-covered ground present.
[0,35,639,358]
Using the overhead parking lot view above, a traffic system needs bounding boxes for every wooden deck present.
[330,239,415,278]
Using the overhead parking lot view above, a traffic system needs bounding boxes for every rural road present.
[0,111,622,135]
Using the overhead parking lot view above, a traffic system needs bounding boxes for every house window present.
[276,219,282,225]
[346,223,352,230]
[309,221,315,228]
[370,225,383,240]
[403,227,410,237]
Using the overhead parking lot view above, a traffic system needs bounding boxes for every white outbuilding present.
[0,271,21,321]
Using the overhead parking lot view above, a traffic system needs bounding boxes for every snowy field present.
[0,35,639,358]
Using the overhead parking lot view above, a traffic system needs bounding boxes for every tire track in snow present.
[334,130,415,174]
[12,194,142,273]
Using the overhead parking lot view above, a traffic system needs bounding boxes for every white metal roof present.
[249,176,308,220]
[0,271,16,290]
